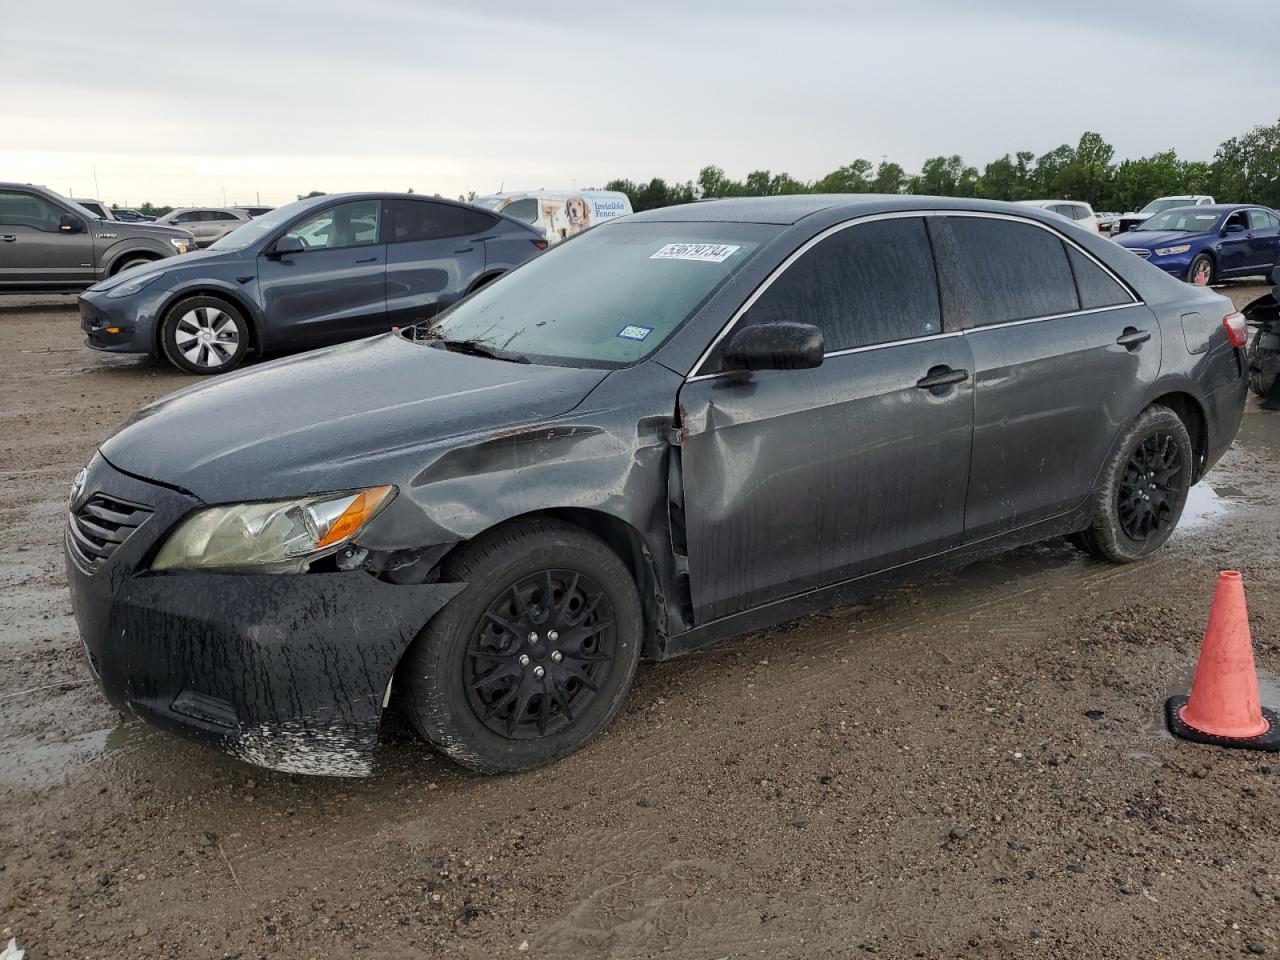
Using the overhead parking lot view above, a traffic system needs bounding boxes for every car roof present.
[625,194,1074,225]
[1018,199,1090,207]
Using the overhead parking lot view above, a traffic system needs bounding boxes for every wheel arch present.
[466,270,505,295]
[1148,390,1208,481]
[436,507,669,659]
[107,248,163,276]
[154,286,263,355]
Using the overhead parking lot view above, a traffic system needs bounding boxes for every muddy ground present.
[2,283,1279,959]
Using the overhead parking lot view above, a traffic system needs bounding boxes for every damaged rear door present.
[675,216,975,624]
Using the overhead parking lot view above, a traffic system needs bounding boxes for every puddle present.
[0,719,157,791]
[1179,482,1240,532]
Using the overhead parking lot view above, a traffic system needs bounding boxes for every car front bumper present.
[65,453,461,777]
[79,291,157,354]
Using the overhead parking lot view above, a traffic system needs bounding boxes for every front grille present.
[1130,248,1152,259]
[68,493,152,570]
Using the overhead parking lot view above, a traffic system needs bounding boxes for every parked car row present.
[65,193,1250,775]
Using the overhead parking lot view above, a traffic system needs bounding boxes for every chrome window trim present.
[685,208,1142,381]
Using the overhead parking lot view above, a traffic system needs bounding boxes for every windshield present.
[424,221,772,367]
[208,198,318,251]
[1138,198,1198,216]
[1137,209,1221,233]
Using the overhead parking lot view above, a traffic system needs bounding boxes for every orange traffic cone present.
[1166,571,1280,751]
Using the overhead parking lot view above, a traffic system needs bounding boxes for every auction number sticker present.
[650,243,741,263]
[617,324,653,341]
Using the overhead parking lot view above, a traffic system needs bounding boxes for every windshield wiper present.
[429,337,530,364]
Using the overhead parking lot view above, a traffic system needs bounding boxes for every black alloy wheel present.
[464,569,617,739]
[1117,433,1182,541]
[399,518,642,773]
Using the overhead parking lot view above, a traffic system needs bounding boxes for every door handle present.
[1116,328,1151,348]
[915,367,969,390]
[355,256,378,264]
[453,247,474,254]
[0,235,15,242]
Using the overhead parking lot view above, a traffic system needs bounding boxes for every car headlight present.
[1154,244,1192,256]
[106,272,163,298]
[169,237,193,254]
[152,486,395,573]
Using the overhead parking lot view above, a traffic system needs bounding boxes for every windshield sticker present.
[617,324,653,341]
[650,243,742,263]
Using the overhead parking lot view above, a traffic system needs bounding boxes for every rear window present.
[500,198,538,224]
[936,217,1079,326]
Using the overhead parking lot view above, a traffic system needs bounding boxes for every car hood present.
[1115,230,1204,249]
[99,334,610,502]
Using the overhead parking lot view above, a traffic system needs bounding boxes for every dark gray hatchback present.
[66,195,1248,776]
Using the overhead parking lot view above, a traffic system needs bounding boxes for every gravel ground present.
[1,282,1279,959]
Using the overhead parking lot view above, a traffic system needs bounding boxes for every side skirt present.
[656,506,1091,660]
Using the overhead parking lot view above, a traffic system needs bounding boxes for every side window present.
[1269,212,1280,229]
[286,199,381,250]
[1066,246,1132,309]
[500,198,538,224]
[728,217,941,359]
[937,217,1079,326]
[212,211,238,221]
[1224,211,1249,232]
[463,208,498,233]
[0,191,64,231]
[174,211,200,224]
[1072,205,1091,221]
[1247,209,1271,230]
[389,200,480,243]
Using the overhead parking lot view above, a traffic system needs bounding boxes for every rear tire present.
[1073,405,1193,563]
[1188,253,1214,286]
[160,296,249,375]
[399,519,642,774]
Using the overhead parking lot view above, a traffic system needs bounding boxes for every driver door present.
[676,217,974,624]
[257,198,388,347]
[0,189,94,286]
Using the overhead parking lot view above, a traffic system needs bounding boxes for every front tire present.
[1188,253,1214,286]
[400,519,643,773]
[160,296,249,375]
[1074,405,1193,563]
[112,255,156,276]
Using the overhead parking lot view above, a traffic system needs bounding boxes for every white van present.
[472,190,633,244]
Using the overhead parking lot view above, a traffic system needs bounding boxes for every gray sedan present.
[67,194,1247,776]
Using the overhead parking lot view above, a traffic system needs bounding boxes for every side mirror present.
[269,234,304,257]
[58,214,83,234]
[722,322,824,372]
[1222,222,1246,236]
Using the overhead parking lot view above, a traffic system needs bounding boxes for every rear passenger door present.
[383,199,489,327]
[931,215,1158,541]
[677,217,975,623]
[1246,209,1280,270]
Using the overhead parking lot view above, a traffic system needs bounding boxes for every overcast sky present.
[2,0,1276,208]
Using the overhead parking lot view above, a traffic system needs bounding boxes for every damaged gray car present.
[66,195,1248,776]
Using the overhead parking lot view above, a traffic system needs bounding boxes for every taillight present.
[531,239,548,251]
[1223,311,1248,348]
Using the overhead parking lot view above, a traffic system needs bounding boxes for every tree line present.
[603,117,1280,214]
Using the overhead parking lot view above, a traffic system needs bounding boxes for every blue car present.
[78,193,548,374]
[1114,203,1280,286]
